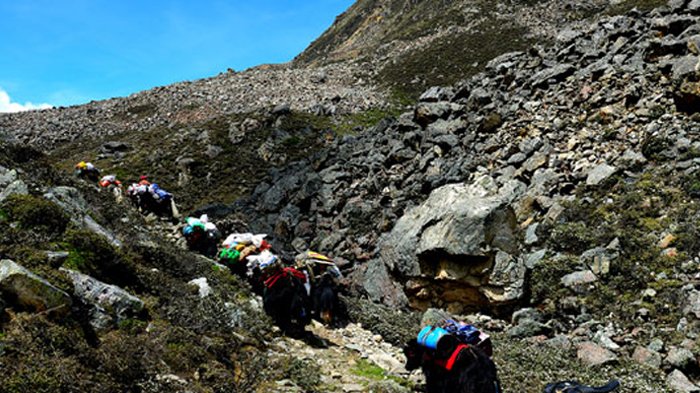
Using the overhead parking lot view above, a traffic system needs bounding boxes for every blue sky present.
[0,0,353,111]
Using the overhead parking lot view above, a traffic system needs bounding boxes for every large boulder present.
[61,268,144,331]
[0,167,28,202]
[379,178,525,310]
[0,259,72,315]
[44,186,122,247]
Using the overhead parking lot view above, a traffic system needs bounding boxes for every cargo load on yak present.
[99,175,123,202]
[294,251,342,282]
[99,174,121,188]
[405,319,502,393]
[295,251,344,325]
[218,233,271,278]
[183,215,220,258]
[74,161,100,181]
[126,180,177,219]
[258,253,311,337]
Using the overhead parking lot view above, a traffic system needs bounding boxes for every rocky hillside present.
[217,0,700,389]
[0,63,386,151]
[4,0,700,391]
[295,0,668,96]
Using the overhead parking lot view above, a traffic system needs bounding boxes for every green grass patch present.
[1,194,69,235]
[378,22,539,99]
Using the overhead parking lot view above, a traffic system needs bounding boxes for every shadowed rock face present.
[377,179,526,312]
[0,259,72,316]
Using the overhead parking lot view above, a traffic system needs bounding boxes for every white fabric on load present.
[246,250,276,269]
[222,233,267,248]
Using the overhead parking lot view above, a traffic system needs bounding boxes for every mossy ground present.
[378,22,538,100]
[0,141,279,392]
[532,165,700,348]
[47,107,402,213]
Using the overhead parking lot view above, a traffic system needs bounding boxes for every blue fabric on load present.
[150,183,172,201]
[417,326,449,350]
[183,225,194,236]
[443,319,481,344]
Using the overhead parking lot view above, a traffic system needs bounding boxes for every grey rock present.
[525,249,547,269]
[577,342,618,367]
[101,141,130,153]
[665,347,697,370]
[46,251,70,265]
[690,0,700,12]
[617,149,647,168]
[586,164,617,186]
[580,245,618,275]
[512,308,542,324]
[272,103,291,115]
[593,331,620,351]
[649,338,666,353]
[561,270,598,289]
[44,186,88,217]
[673,56,700,82]
[0,167,17,187]
[668,0,689,11]
[525,223,539,246]
[522,153,549,172]
[682,289,700,319]
[379,180,525,304]
[61,268,144,331]
[0,179,28,202]
[519,137,543,156]
[420,87,454,102]
[531,64,575,88]
[0,259,72,315]
[688,35,700,55]
[414,102,453,128]
[83,215,123,248]
[632,346,663,368]
[545,335,572,350]
[507,318,551,338]
[421,308,453,327]
[351,260,408,308]
[667,369,700,392]
[206,144,223,158]
[44,187,122,247]
[507,153,528,165]
[367,380,409,393]
[228,124,245,144]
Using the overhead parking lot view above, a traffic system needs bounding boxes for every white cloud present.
[0,88,52,113]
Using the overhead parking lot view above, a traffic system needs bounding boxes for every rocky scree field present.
[216,1,700,390]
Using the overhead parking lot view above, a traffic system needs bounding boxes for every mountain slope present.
[295,0,668,97]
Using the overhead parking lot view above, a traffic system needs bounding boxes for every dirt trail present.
[148,216,421,392]
[267,320,420,392]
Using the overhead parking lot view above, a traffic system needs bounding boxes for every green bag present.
[219,247,240,264]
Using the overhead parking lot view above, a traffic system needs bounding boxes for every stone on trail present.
[577,342,618,367]
[586,164,617,186]
[632,346,662,368]
[667,369,700,392]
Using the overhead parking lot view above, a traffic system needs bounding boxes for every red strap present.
[264,271,285,288]
[284,267,306,283]
[432,344,469,371]
[264,268,306,289]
